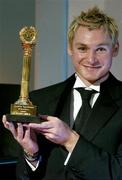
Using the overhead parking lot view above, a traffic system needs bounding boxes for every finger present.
[2,115,17,135]
[43,132,57,143]
[17,123,25,140]
[39,115,57,122]
[2,115,9,128]
[29,121,53,130]
[24,126,31,139]
[38,114,48,121]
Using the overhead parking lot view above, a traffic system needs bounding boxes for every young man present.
[3,6,122,179]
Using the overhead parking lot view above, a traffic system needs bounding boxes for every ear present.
[67,44,73,56]
[112,41,119,57]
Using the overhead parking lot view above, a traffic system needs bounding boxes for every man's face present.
[68,26,119,85]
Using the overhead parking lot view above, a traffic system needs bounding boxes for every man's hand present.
[2,115,39,155]
[28,115,80,152]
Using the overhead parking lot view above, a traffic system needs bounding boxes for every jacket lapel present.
[81,90,118,141]
[48,74,76,125]
[81,74,119,141]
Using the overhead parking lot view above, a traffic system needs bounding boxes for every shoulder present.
[106,73,122,99]
[30,74,76,99]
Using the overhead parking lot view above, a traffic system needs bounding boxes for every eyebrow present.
[97,43,111,46]
[75,42,111,47]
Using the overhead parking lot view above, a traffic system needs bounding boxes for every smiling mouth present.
[84,65,101,69]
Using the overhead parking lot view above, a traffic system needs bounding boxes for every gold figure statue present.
[7,27,40,123]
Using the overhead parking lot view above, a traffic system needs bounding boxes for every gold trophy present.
[7,26,41,123]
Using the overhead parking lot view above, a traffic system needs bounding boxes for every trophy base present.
[6,114,44,124]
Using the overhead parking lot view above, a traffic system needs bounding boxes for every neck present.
[76,72,109,87]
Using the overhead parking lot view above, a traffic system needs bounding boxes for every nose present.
[87,51,96,63]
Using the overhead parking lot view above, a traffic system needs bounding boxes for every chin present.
[85,76,98,84]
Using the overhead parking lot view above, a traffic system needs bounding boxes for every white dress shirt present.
[64,74,100,165]
[72,75,100,120]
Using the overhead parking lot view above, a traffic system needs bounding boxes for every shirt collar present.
[73,73,100,92]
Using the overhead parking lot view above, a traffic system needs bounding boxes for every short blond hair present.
[68,6,119,48]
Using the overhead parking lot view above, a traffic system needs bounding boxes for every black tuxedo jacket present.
[18,73,122,180]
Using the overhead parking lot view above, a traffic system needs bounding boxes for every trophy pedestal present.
[6,114,42,124]
[6,102,43,124]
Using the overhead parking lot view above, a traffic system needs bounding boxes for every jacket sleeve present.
[65,136,122,180]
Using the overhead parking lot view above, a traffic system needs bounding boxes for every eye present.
[97,47,107,52]
[78,46,87,52]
